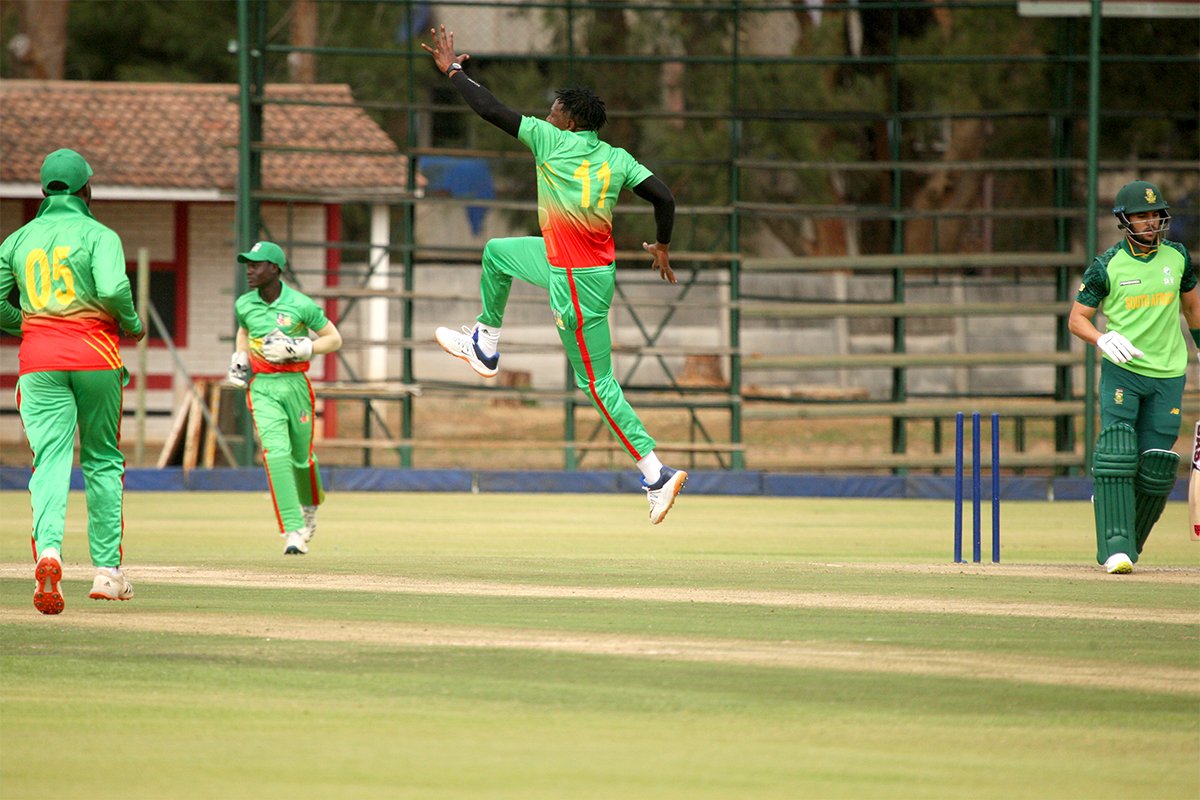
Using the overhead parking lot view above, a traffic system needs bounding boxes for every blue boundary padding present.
[328,469,472,492]
[0,466,1188,501]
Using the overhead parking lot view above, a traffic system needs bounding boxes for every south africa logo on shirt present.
[276,313,293,328]
[1162,267,1173,286]
[1113,388,1125,405]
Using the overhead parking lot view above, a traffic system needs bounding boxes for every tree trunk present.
[904,118,988,253]
[289,0,317,84]
[13,0,68,80]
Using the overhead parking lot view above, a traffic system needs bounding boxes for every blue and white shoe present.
[283,531,309,555]
[643,466,688,524]
[435,325,499,378]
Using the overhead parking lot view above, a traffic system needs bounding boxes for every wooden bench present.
[742,399,1082,420]
[740,251,1084,273]
[742,351,1078,370]
[779,451,1084,472]
[316,437,743,454]
[313,382,422,399]
[737,301,1067,320]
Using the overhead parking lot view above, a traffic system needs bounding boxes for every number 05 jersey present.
[0,194,142,375]
[518,116,653,269]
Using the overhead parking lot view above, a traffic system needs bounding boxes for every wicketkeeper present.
[1068,180,1200,573]
[229,241,342,555]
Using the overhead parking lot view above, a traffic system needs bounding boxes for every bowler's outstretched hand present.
[643,242,675,284]
[420,24,470,74]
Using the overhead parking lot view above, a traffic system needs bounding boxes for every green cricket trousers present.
[16,368,127,567]
[247,372,324,533]
[476,236,656,460]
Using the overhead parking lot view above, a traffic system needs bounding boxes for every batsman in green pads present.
[229,241,342,555]
[1068,180,1200,574]
[0,148,144,613]
[422,25,687,524]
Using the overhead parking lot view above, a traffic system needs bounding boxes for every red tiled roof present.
[0,80,416,195]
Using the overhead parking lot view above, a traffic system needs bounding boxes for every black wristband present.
[446,63,463,78]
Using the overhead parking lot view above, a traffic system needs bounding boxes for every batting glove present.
[262,331,314,363]
[1096,331,1143,364]
[226,352,250,388]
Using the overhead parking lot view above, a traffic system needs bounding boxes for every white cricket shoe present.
[33,547,64,615]
[89,567,134,602]
[302,505,318,543]
[435,325,499,378]
[1104,553,1133,574]
[283,531,309,555]
[643,466,688,525]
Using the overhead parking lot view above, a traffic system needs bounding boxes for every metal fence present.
[232,0,1200,473]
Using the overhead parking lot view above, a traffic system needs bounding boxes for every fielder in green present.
[229,241,342,555]
[0,148,144,614]
[423,26,688,524]
[1068,180,1200,574]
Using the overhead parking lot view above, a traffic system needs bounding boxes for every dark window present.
[126,270,177,342]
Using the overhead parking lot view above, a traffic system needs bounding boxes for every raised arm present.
[421,24,521,138]
[633,175,677,284]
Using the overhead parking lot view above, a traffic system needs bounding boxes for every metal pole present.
[889,8,907,467]
[234,0,263,467]
[728,0,743,469]
[134,247,150,465]
[1082,0,1102,469]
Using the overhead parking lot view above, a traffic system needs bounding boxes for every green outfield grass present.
[0,491,1197,800]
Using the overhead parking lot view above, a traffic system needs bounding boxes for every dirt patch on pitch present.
[2,562,1196,625]
[4,606,1197,696]
[5,562,1197,694]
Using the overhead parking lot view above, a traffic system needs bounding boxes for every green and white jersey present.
[234,282,328,374]
[1076,239,1196,378]
[517,116,653,269]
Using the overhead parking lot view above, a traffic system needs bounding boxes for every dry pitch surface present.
[4,560,1197,697]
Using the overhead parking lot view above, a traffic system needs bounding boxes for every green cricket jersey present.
[0,195,142,374]
[518,116,653,269]
[1076,238,1196,378]
[234,283,329,374]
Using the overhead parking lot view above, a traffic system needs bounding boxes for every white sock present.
[475,324,501,357]
[636,452,664,483]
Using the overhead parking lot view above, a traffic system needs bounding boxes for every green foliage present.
[65,0,240,82]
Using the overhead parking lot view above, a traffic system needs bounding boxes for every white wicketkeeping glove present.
[262,329,314,363]
[226,352,250,388]
[1096,331,1143,364]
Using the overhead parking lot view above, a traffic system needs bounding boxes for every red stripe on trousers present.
[566,267,641,459]
[303,375,320,504]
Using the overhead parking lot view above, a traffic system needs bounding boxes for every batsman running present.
[421,25,688,523]
[228,241,342,555]
[1068,180,1200,574]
